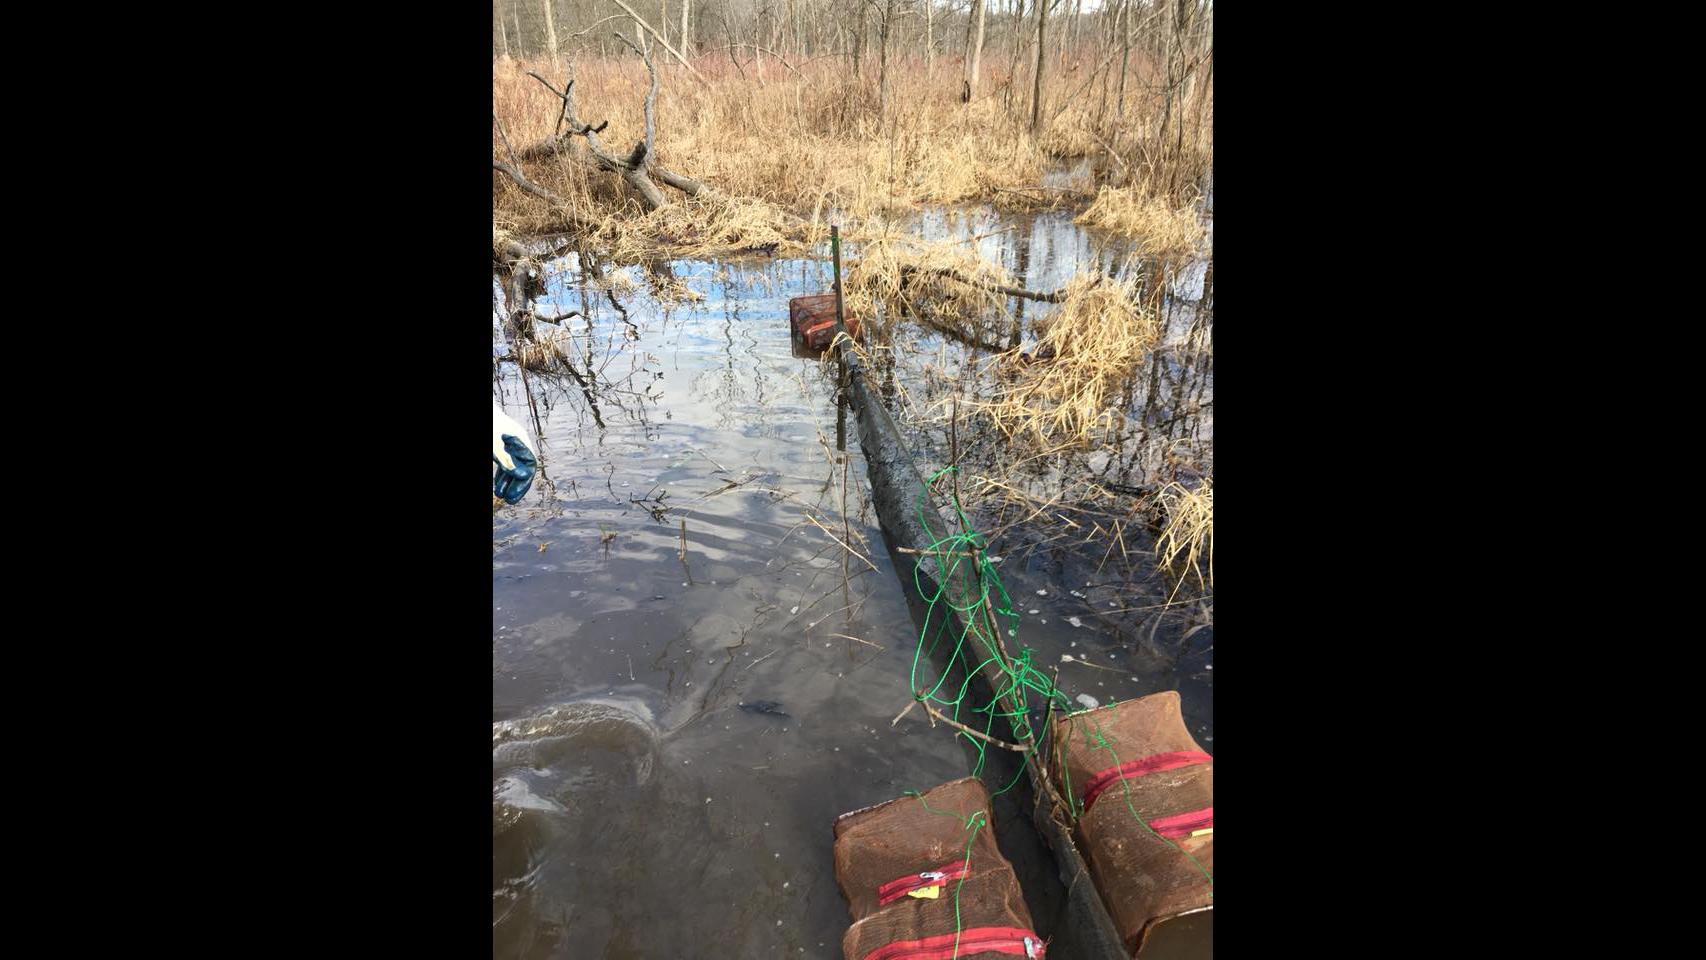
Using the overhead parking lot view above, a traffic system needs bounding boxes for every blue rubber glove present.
[493,403,537,504]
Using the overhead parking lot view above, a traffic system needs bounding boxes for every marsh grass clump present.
[1154,479,1213,593]
[972,273,1159,449]
[843,234,1015,343]
[618,194,800,260]
[1038,103,1102,159]
[1075,185,1205,257]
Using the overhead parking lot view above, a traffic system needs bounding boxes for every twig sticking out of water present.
[895,546,980,558]
[803,513,878,572]
[1059,654,1129,675]
[913,697,1032,752]
[891,700,919,727]
[828,633,882,649]
[689,448,730,472]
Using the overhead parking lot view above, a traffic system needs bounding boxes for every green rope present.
[900,791,987,959]
[905,465,1213,911]
[908,466,1076,788]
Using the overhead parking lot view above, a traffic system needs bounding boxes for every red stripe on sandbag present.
[876,860,969,906]
[863,927,1044,960]
[1076,750,1213,813]
[1148,807,1213,839]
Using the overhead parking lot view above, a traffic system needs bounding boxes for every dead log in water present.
[834,339,1129,960]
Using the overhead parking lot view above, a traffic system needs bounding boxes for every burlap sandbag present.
[1049,691,1213,957]
[833,777,1045,960]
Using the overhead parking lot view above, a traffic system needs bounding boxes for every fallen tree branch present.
[900,264,1070,303]
[490,161,605,236]
[515,54,683,212]
[897,294,1009,353]
[492,159,563,204]
[652,164,711,197]
[519,65,713,204]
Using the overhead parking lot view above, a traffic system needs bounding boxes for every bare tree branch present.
[611,32,657,161]
[565,15,626,40]
[492,113,522,170]
[604,0,707,83]
[717,43,801,77]
[492,159,564,204]
[914,697,1032,752]
[526,72,610,142]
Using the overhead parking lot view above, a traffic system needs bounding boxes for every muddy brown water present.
[494,206,1211,958]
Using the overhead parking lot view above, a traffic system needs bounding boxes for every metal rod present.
[832,224,848,453]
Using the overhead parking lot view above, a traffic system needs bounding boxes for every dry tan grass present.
[1038,103,1102,160]
[603,193,802,261]
[842,233,1016,342]
[1075,185,1205,257]
[495,57,1063,234]
[1154,479,1213,592]
[969,273,1160,449]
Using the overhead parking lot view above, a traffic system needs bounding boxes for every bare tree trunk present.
[659,1,669,46]
[1116,0,1131,123]
[1005,0,1026,113]
[853,5,866,76]
[680,0,691,55]
[1031,0,1049,134]
[1058,0,1071,59]
[925,0,934,84]
[754,15,766,83]
[878,0,897,120]
[543,0,559,64]
[962,0,985,101]
[499,0,510,58]
[1095,0,1118,122]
